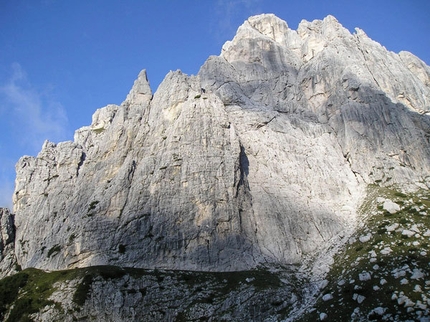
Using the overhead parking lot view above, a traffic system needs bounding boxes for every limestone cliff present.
[12,14,429,276]
[0,208,17,277]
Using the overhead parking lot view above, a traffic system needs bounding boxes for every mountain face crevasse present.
[10,14,430,274]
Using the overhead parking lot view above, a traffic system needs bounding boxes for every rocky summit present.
[0,14,429,321]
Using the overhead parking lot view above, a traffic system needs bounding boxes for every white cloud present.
[0,63,69,151]
[214,0,262,39]
[0,63,70,209]
[0,176,14,210]
[0,154,17,210]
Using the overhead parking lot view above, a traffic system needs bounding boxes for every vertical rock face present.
[12,14,430,272]
[0,208,17,277]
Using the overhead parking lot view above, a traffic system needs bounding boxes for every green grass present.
[0,272,29,317]
[299,186,430,321]
[87,200,99,212]
[0,265,299,321]
[87,200,99,217]
[73,273,93,306]
[47,244,61,258]
[0,268,80,322]
[0,266,131,320]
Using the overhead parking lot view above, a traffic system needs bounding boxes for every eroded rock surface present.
[0,208,17,278]
[12,14,430,274]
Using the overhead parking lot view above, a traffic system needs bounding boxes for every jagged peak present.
[323,14,339,24]
[248,13,288,25]
[246,13,290,41]
[241,14,351,42]
[221,14,360,67]
[124,69,152,105]
[220,13,301,60]
[222,14,354,59]
[297,15,351,41]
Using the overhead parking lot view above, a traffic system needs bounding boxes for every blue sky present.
[1,0,429,208]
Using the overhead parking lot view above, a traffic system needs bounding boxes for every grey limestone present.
[10,14,430,275]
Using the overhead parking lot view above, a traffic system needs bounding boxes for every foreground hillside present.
[300,187,430,321]
[0,188,427,321]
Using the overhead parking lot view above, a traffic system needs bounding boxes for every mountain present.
[0,14,429,321]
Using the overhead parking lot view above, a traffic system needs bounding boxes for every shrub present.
[47,244,61,258]
[0,272,29,315]
[73,274,93,306]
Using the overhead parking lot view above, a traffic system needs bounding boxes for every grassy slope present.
[0,186,428,321]
[299,186,430,321]
[0,265,303,321]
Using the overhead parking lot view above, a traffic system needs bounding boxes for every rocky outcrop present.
[12,14,430,275]
[0,208,17,278]
[17,266,308,322]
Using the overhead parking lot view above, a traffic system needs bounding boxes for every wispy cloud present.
[0,166,14,210]
[0,63,69,209]
[214,0,262,41]
[0,63,69,151]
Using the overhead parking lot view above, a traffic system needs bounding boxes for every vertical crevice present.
[236,145,250,198]
[235,145,254,238]
[76,152,86,177]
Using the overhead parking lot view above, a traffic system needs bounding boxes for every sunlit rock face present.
[12,14,430,272]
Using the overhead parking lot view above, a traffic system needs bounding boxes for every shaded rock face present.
[0,208,17,278]
[24,267,306,322]
[12,14,430,272]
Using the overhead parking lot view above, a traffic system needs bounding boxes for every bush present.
[0,272,29,315]
[73,274,93,306]
[47,244,61,258]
